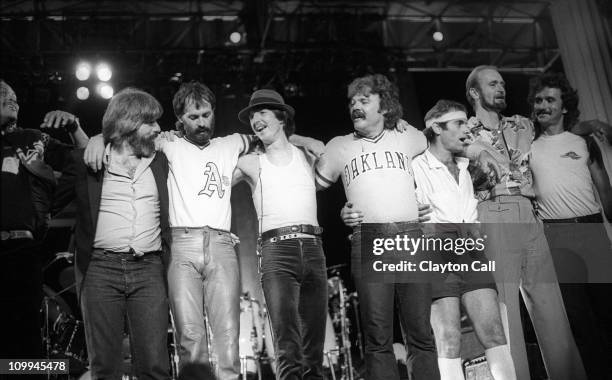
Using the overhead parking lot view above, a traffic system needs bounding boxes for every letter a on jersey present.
[198,162,225,198]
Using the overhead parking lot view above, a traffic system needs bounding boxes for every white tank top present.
[252,145,319,232]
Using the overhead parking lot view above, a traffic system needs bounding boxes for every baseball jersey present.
[252,144,318,232]
[531,131,600,219]
[161,133,253,230]
[316,127,427,223]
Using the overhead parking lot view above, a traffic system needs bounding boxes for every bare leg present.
[462,288,516,380]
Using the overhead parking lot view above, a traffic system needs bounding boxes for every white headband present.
[424,111,467,129]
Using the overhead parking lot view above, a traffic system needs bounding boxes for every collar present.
[423,150,469,170]
[105,144,156,179]
[353,129,385,143]
[183,136,211,150]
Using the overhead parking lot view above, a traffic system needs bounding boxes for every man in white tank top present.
[232,89,327,379]
[82,82,325,380]
[315,74,440,380]
[528,73,612,378]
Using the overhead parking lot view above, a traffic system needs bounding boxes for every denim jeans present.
[478,195,585,380]
[260,237,327,380]
[80,250,169,380]
[168,227,240,380]
[542,220,612,378]
[352,223,439,380]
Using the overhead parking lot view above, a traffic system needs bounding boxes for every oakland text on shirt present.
[343,150,414,186]
[197,161,230,198]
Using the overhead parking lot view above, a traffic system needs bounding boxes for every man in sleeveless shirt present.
[528,72,612,378]
[233,89,327,379]
[84,82,324,379]
[463,65,585,380]
[315,74,440,380]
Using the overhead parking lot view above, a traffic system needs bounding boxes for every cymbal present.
[326,263,347,272]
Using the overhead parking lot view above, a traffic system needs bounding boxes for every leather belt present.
[543,213,603,224]
[1,230,34,241]
[261,224,323,241]
[93,248,162,256]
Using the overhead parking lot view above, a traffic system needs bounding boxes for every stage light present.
[229,31,242,44]
[96,83,114,99]
[169,72,183,83]
[76,87,90,100]
[96,63,112,81]
[75,62,91,81]
[433,31,444,42]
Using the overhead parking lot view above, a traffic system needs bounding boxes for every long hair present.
[347,74,402,130]
[527,72,579,139]
[102,87,162,146]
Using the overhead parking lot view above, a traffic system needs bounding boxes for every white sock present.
[485,344,517,380]
[438,357,465,380]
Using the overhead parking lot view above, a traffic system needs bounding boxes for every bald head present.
[0,80,19,131]
[465,65,507,113]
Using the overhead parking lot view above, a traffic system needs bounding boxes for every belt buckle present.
[1,231,10,240]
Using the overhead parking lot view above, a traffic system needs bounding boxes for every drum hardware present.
[327,272,362,380]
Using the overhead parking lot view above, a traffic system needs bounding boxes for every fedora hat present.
[238,89,295,124]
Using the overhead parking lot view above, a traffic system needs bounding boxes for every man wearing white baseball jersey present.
[84,81,323,380]
[315,74,439,380]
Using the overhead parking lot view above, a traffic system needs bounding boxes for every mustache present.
[351,109,366,120]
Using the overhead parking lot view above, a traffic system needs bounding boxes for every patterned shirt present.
[467,114,535,201]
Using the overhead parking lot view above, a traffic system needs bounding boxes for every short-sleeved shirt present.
[316,127,427,223]
[412,150,478,223]
[161,133,253,230]
[467,115,535,201]
[531,131,600,219]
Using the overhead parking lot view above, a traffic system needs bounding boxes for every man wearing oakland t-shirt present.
[315,74,439,380]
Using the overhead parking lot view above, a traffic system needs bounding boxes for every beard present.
[185,118,215,146]
[129,132,157,158]
[482,96,507,113]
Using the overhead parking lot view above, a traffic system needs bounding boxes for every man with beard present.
[54,87,170,379]
[1,78,89,361]
[84,81,323,379]
[315,74,440,380]
[464,66,585,380]
[528,72,612,378]
[232,89,328,379]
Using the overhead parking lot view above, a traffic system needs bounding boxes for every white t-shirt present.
[316,127,427,223]
[412,150,478,223]
[161,134,252,229]
[531,131,600,219]
[252,145,318,232]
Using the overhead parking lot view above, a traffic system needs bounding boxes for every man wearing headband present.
[415,100,515,380]
[464,65,585,379]
[233,89,328,379]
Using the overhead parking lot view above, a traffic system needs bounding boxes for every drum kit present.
[235,264,363,380]
[41,251,362,380]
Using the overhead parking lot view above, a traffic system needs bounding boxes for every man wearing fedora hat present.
[233,88,328,379]
[83,82,324,379]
